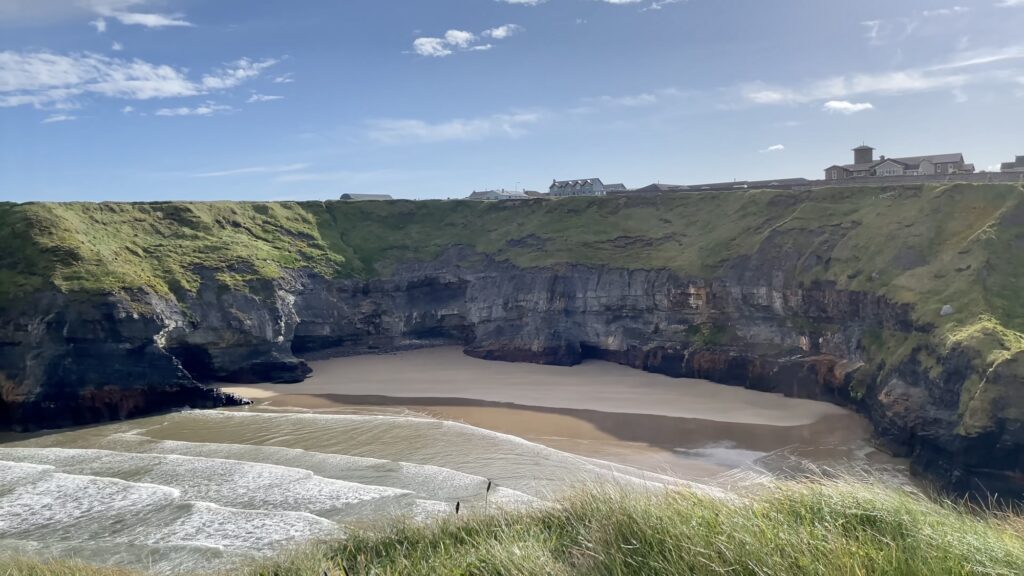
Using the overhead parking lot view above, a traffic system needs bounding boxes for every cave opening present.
[165,344,217,383]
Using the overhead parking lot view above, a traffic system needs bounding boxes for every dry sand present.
[225,347,848,427]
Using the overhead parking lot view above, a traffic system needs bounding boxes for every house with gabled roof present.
[824,145,974,181]
[1001,156,1024,173]
[549,178,625,197]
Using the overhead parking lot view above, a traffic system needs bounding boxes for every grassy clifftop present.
[3,184,1022,326]
[1,184,1022,429]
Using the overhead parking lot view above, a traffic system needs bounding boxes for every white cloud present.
[496,0,546,4]
[272,73,295,84]
[922,6,970,16]
[41,113,76,123]
[996,0,1024,6]
[760,144,785,153]
[201,58,279,90]
[571,89,679,114]
[742,45,1024,108]
[412,38,451,58]
[155,101,233,117]
[247,93,283,103]
[483,24,522,39]
[413,25,522,57]
[823,100,874,114]
[0,51,278,110]
[89,17,107,32]
[367,112,541,144]
[90,0,193,28]
[192,163,310,177]
[444,30,476,48]
[643,0,686,10]
[111,41,123,51]
[928,45,1024,70]
[121,105,134,113]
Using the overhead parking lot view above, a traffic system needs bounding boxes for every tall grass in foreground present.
[7,481,1024,576]
[244,481,1024,576]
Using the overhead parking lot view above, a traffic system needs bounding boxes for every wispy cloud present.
[41,113,76,123]
[367,112,541,144]
[247,93,284,103]
[742,45,1024,107]
[201,58,279,90]
[89,0,193,29]
[759,144,785,153]
[922,6,970,17]
[570,88,685,114]
[193,163,310,177]
[155,102,233,117]
[643,0,687,11]
[0,51,279,110]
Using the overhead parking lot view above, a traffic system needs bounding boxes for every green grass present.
[9,482,1024,576]
[240,482,1024,576]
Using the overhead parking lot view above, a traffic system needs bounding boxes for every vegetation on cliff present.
[1,182,1022,438]
[7,482,1024,576]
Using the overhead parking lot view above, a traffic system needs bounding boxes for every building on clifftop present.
[549,178,627,197]
[340,193,393,201]
[1000,156,1024,173]
[824,145,974,181]
[466,189,529,201]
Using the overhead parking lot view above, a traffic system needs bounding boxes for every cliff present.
[1,183,1022,498]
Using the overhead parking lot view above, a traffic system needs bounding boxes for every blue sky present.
[1,0,1023,202]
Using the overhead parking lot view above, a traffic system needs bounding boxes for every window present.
[831,170,838,180]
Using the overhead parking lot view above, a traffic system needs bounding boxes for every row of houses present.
[464,179,626,201]
[341,147,1021,202]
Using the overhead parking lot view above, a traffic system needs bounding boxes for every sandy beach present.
[225,347,849,426]
[223,347,897,480]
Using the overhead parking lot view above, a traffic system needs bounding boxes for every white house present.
[548,178,626,197]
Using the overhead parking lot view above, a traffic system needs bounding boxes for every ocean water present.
[0,408,685,574]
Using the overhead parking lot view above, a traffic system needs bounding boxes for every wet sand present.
[223,348,904,481]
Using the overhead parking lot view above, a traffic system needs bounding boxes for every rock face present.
[0,246,1021,500]
[0,291,245,431]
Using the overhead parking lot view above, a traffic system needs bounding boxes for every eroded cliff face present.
[0,291,244,431]
[0,247,1020,499]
